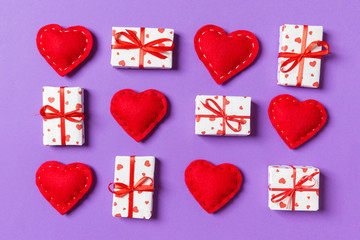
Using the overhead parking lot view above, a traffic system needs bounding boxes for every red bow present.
[201,98,247,133]
[279,40,330,73]
[40,105,84,122]
[108,176,154,197]
[270,170,319,210]
[112,29,174,60]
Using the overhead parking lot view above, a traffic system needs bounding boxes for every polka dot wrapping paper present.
[110,27,174,69]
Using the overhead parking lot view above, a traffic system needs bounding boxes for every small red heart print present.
[214,96,218,99]
[142,173,146,177]
[295,37,302,43]
[146,34,149,38]
[147,60,151,64]
[158,28,165,33]
[295,203,299,207]
[276,169,279,172]
[48,97,55,103]
[47,129,51,132]
[67,90,71,94]
[65,101,69,105]
[309,31,313,35]
[113,202,117,206]
[78,91,82,95]
[131,57,135,60]
[133,206,139,213]
[76,104,82,110]
[201,131,206,135]
[309,61,317,67]
[76,124,82,130]
[162,65,165,68]
[211,127,214,130]
[118,60,126,66]
[285,35,289,39]
[224,98,230,105]
[302,168,308,173]
[116,164,123,170]
[195,116,201,122]
[66,135,71,142]
[144,160,151,167]
[279,178,286,184]
[285,74,289,78]
[209,116,216,121]
[307,196,310,200]
[306,205,311,209]
[311,74,314,77]
[282,25,286,31]
[279,202,287,208]
[57,124,61,128]
[239,106,243,110]
[145,201,149,205]
[115,213,121,217]
[116,52,119,55]
[295,25,299,29]
[52,138,56,143]
[216,130,224,135]
[123,208,126,210]
[281,45,288,51]
[76,141,79,144]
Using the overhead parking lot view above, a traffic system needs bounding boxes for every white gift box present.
[41,87,84,146]
[268,165,320,211]
[111,156,155,219]
[195,95,251,136]
[277,24,324,88]
[111,27,174,69]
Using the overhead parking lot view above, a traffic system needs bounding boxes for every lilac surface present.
[1,0,359,239]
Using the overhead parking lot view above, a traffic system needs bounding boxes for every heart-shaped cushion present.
[110,89,168,142]
[185,160,242,213]
[36,24,93,76]
[194,25,259,85]
[36,161,93,215]
[268,94,327,149]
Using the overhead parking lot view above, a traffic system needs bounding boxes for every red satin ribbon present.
[108,156,154,218]
[196,97,250,135]
[269,166,319,211]
[278,25,330,87]
[40,87,84,145]
[111,28,174,68]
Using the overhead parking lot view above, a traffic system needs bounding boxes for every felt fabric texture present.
[194,25,259,85]
[268,94,327,149]
[36,161,93,215]
[110,89,168,142]
[36,24,93,76]
[185,160,242,214]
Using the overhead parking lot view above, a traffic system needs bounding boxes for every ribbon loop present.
[109,176,154,198]
[201,98,245,133]
[279,40,330,73]
[40,105,84,122]
[112,29,174,60]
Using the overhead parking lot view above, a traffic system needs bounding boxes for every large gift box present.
[195,95,251,136]
[40,87,85,146]
[111,27,174,69]
[268,165,320,211]
[109,156,155,219]
[277,24,329,88]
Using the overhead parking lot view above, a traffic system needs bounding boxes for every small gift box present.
[109,156,155,219]
[111,27,174,69]
[40,87,85,146]
[268,165,320,211]
[277,24,329,88]
[195,95,251,136]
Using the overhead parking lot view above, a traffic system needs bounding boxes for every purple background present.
[1,0,359,239]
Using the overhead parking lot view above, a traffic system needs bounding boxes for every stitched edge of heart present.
[194,24,259,85]
[36,161,93,215]
[36,24,93,77]
[268,94,327,149]
[185,160,242,214]
[110,89,168,142]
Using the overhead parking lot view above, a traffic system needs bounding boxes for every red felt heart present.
[36,161,93,215]
[185,160,242,213]
[194,25,259,84]
[36,24,93,76]
[268,94,327,149]
[110,89,167,142]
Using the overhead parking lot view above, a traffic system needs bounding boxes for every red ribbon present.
[196,97,250,135]
[40,87,84,145]
[108,156,154,218]
[278,25,330,87]
[111,28,174,68]
[269,166,319,211]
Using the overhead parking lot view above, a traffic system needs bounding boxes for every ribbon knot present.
[40,105,84,122]
[279,40,330,73]
[112,28,174,61]
[108,176,154,198]
[201,98,247,133]
[270,171,319,210]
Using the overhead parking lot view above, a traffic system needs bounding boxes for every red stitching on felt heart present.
[185,160,242,214]
[110,89,167,142]
[268,94,327,149]
[194,25,259,84]
[36,24,93,76]
[36,161,92,215]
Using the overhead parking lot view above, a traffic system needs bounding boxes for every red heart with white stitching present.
[36,161,93,215]
[194,25,259,84]
[185,160,242,213]
[110,89,168,142]
[268,94,327,149]
[36,24,93,76]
